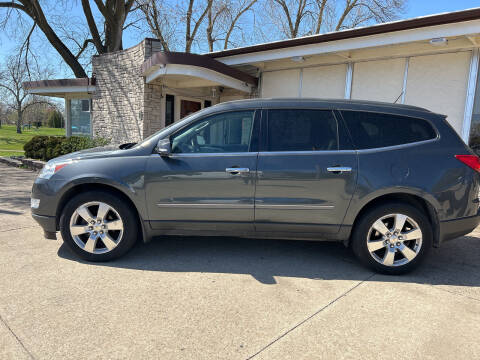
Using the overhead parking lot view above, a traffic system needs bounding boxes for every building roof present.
[23,78,96,89]
[23,78,96,98]
[141,51,257,86]
[207,7,480,59]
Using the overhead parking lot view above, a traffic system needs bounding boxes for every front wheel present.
[60,191,139,261]
[351,202,432,275]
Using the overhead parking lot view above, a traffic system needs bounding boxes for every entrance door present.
[254,109,357,235]
[145,109,260,233]
[180,99,202,118]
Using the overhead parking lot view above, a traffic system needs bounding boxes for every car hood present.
[52,145,128,162]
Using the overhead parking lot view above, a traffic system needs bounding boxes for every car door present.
[145,109,260,233]
[254,108,357,235]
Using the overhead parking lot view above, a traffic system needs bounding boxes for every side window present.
[341,111,437,150]
[171,111,255,154]
[267,109,338,151]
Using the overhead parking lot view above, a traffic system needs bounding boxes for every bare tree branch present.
[0,1,140,77]
[81,0,105,54]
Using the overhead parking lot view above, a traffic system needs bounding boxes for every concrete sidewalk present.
[0,163,479,359]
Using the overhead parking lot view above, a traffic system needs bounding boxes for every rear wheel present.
[60,191,138,261]
[351,202,432,274]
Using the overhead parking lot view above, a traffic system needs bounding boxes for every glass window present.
[70,99,91,136]
[171,111,255,154]
[469,59,480,149]
[81,99,90,112]
[165,94,174,126]
[266,110,338,151]
[341,111,437,150]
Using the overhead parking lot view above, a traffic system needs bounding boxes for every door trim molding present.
[156,203,254,209]
[255,204,335,210]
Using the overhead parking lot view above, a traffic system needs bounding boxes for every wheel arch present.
[55,182,148,243]
[347,192,440,247]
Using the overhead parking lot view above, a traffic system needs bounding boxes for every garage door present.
[301,64,347,99]
[351,58,405,103]
[405,52,471,135]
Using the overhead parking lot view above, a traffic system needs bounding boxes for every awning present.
[141,52,257,93]
[23,78,96,98]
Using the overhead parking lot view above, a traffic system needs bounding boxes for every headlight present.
[38,160,73,180]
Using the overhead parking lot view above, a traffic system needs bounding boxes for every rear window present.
[267,109,338,151]
[341,111,437,150]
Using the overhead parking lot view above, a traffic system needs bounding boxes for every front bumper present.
[439,212,480,243]
[31,213,57,239]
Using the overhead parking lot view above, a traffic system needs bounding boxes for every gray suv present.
[31,99,480,274]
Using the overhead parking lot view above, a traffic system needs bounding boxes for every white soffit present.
[145,64,252,93]
[217,20,480,66]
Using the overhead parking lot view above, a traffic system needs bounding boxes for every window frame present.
[338,110,440,152]
[261,108,341,153]
[168,109,260,156]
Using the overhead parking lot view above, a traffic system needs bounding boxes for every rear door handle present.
[327,167,352,173]
[226,167,250,175]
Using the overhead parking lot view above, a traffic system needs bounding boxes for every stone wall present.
[91,39,164,143]
[143,39,167,138]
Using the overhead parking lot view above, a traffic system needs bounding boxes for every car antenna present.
[393,91,404,104]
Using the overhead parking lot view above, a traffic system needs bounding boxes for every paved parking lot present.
[0,163,479,359]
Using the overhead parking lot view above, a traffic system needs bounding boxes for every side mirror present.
[157,138,171,157]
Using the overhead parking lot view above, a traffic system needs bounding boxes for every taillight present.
[455,155,480,173]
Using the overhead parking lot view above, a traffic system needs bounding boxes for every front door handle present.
[226,167,250,175]
[327,166,352,173]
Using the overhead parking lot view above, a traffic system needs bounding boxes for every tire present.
[60,190,139,261]
[351,202,432,275]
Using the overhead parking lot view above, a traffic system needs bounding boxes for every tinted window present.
[165,94,174,126]
[267,110,338,151]
[171,111,255,153]
[341,111,437,149]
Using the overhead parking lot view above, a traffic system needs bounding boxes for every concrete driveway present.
[0,163,479,360]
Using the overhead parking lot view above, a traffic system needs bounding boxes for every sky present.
[0,0,479,79]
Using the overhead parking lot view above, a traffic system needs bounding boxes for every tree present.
[206,0,258,51]
[0,1,139,78]
[139,0,258,52]
[0,57,51,133]
[264,0,406,39]
[138,0,214,53]
[47,110,64,128]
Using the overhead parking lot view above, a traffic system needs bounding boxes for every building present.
[25,8,480,145]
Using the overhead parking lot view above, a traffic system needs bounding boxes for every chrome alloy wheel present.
[366,213,423,267]
[69,201,124,254]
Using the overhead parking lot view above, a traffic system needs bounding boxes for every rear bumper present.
[439,212,480,244]
[31,212,57,240]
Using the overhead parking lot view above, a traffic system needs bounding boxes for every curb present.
[0,157,45,171]
[0,157,22,168]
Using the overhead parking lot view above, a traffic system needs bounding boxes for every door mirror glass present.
[157,138,171,157]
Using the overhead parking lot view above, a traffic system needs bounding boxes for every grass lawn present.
[0,125,64,157]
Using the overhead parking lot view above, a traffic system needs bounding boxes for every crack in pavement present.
[428,284,480,303]
[245,273,376,359]
[0,313,36,360]
[2,226,38,233]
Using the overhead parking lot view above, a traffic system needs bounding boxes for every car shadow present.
[57,234,480,286]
